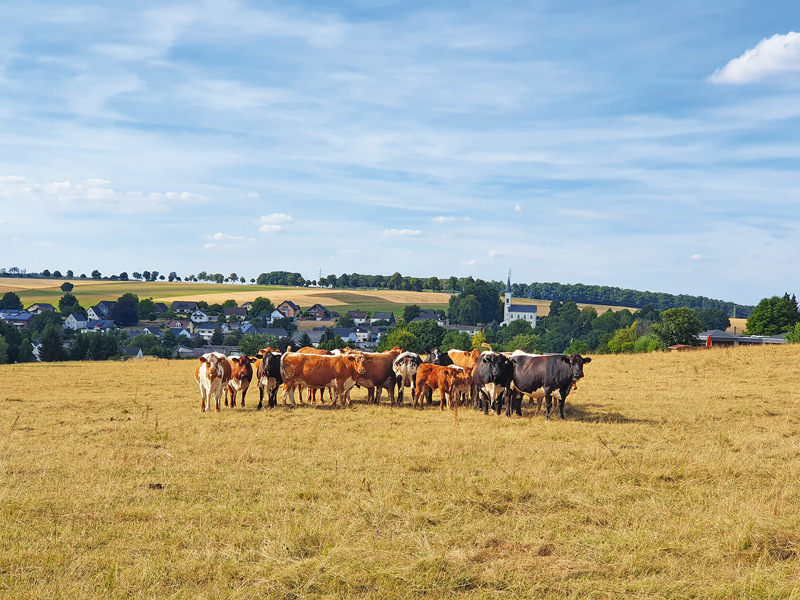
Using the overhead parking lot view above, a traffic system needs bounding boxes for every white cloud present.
[709,32,800,84]
[259,213,294,233]
[432,215,472,222]
[208,232,255,243]
[692,254,702,260]
[87,178,111,186]
[247,192,260,198]
[384,228,421,237]
[0,175,27,183]
[462,259,477,266]
[514,204,522,212]
[488,249,499,258]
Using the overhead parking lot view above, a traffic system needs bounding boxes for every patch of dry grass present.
[2,346,800,598]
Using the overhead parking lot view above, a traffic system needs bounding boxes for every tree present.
[119,272,129,281]
[137,298,156,320]
[336,314,355,329]
[403,304,421,322]
[112,295,139,327]
[143,271,151,282]
[296,332,313,348]
[406,320,446,352]
[0,292,23,310]
[471,331,487,350]
[694,308,730,332]
[239,333,279,356]
[506,333,541,353]
[41,269,51,278]
[209,325,225,345]
[746,294,800,336]
[30,312,62,335]
[564,339,591,355]
[39,324,65,362]
[457,294,481,325]
[606,323,638,353]
[52,270,62,278]
[66,270,74,278]
[249,297,275,318]
[428,277,441,292]
[0,336,8,365]
[91,270,101,279]
[440,330,471,351]
[377,327,421,353]
[168,272,178,282]
[60,281,74,292]
[651,308,703,347]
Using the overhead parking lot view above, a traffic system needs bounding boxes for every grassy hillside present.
[1,345,799,597]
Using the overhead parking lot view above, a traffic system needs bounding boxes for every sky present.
[2,1,800,306]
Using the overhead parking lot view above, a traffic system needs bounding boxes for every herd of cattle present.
[195,346,592,420]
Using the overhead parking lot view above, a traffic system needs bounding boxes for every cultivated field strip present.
[1,346,800,598]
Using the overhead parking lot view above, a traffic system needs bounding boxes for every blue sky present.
[2,1,800,305]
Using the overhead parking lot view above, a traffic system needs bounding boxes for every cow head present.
[349,353,367,376]
[482,352,512,378]
[426,348,445,364]
[561,354,591,381]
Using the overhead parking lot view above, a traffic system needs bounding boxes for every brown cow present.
[352,347,404,405]
[413,363,460,410]
[225,355,257,408]
[280,352,367,407]
[293,347,334,402]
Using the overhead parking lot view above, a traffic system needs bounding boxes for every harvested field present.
[2,345,799,597]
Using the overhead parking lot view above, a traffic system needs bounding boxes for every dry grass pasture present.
[2,346,800,598]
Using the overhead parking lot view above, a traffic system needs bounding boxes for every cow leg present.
[257,386,264,410]
[544,393,553,420]
[240,386,247,408]
[557,386,569,420]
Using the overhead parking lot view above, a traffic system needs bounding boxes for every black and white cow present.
[392,351,423,405]
[509,353,591,419]
[256,350,283,409]
[472,351,515,415]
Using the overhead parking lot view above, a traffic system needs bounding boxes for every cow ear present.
[583,357,591,363]
[561,355,570,364]
[199,356,207,364]
[249,357,257,363]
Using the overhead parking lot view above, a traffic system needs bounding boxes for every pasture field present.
[2,346,800,598]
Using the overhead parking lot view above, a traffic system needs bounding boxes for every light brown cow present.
[294,347,334,402]
[226,355,257,408]
[195,352,229,412]
[280,352,367,407]
[447,348,483,369]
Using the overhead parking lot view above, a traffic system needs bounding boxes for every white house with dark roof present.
[64,313,88,330]
[503,276,537,327]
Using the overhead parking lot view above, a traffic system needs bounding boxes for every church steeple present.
[504,270,512,324]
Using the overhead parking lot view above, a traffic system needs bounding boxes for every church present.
[503,276,537,327]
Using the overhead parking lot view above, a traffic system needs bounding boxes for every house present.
[347,311,368,325]
[372,312,395,324]
[27,303,56,314]
[0,310,33,330]
[503,276,537,327]
[353,326,371,345]
[224,306,248,321]
[239,322,288,338]
[122,347,144,359]
[191,309,218,323]
[169,327,193,340]
[445,324,484,336]
[195,323,231,341]
[370,325,389,343]
[152,303,169,314]
[240,301,254,311]
[308,303,334,320]
[169,320,193,332]
[170,301,199,314]
[142,326,164,337]
[64,313,88,331]
[87,300,117,321]
[698,330,787,347]
[291,329,326,348]
[332,328,358,344]
[173,345,203,359]
[412,309,446,326]
[268,309,284,323]
[277,300,301,319]
[84,319,116,333]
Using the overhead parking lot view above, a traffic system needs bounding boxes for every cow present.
[195,352,229,412]
[472,351,515,415]
[256,350,282,409]
[413,363,471,410]
[424,348,453,366]
[225,355,257,408]
[295,347,334,402]
[392,351,422,405]
[449,365,474,409]
[447,348,482,369]
[280,352,367,407]
[355,347,404,405]
[509,353,591,419]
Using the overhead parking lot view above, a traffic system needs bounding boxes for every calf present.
[413,363,469,410]
[392,351,422,405]
[226,355,257,408]
[509,353,591,419]
[472,351,515,415]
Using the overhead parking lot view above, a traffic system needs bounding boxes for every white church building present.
[503,276,537,327]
